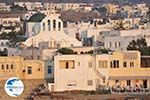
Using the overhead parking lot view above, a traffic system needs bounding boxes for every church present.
[23,12,82,48]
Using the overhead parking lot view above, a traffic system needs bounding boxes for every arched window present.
[53,20,56,30]
[48,20,51,31]
[65,62,69,69]
[43,22,45,31]
[6,64,9,69]
[1,64,4,70]
[58,22,61,31]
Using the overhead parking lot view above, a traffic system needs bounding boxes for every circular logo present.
[4,77,24,97]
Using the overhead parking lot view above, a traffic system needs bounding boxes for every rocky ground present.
[34,93,150,100]
[1,80,150,100]
[0,79,45,100]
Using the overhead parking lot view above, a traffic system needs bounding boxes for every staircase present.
[92,54,105,80]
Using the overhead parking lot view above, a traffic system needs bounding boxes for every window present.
[111,60,119,68]
[6,64,9,69]
[110,61,113,68]
[103,77,105,83]
[88,62,92,68]
[87,80,93,86]
[58,22,61,31]
[130,62,134,67]
[43,22,45,31]
[37,55,40,60]
[1,64,4,70]
[118,42,121,47]
[123,62,127,67]
[59,60,75,69]
[27,67,32,74]
[22,70,25,73]
[48,20,51,31]
[115,42,117,48]
[11,64,13,69]
[109,42,112,47]
[65,62,69,69]
[78,62,80,66]
[48,66,52,74]
[115,80,119,83]
[53,20,56,30]
[38,68,41,71]
[127,80,131,86]
[99,60,107,68]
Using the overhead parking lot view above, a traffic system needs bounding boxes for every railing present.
[92,53,105,79]
[110,87,150,95]
[94,67,104,79]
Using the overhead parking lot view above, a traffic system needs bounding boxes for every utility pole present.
[31,38,34,60]
[131,6,134,28]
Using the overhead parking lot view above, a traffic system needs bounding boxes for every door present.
[143,80,147,88]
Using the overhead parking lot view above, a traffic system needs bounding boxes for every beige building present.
[44,3,80,11]
[0,56,52,80]
[44,3,93,12]
[0,16,20,27]
[51,51,150,91]
[103,3,119,14]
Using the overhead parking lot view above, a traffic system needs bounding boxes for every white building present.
[14,2,43,11]
[104,36,141,51]
[80,4,93,12]
[0,3,10,12]
[0,39,9,51]
[24,13,82,48]
[102,29,150,51]
[53,54,107,91]
[64,21,111,43]
[49,51,145,92]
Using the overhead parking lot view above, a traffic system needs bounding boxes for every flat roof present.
[141,56,150,58]
[109,76,150,80]
[0,12,26,18]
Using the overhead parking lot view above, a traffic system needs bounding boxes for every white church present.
[23,12,82,48]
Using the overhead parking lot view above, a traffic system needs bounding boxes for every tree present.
[10,4,27,12]
[113,20,125,30]
[127,38,150,55]
[0,31,27,47]
[83,48,110,54]
[0,48,8,56]
[57,48,77,54]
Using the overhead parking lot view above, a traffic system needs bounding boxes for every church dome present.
[28,13,46,22]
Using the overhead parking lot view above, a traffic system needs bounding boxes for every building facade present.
[24,13,82,48]
[0,56,51,80]
[51,51,150,91]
